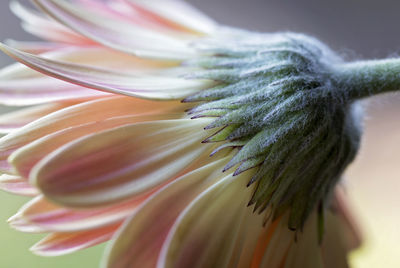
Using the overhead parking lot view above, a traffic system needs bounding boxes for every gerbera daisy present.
[3,0,399,267]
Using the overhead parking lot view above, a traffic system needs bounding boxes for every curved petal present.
[9,193,148,232]
[10,113,182,179]
[259,217,295,268]
[11,0,93,45]
[0,174,38,196]
[0,44,214,100]
[321,188,362,268]
[104,157,231,268]
[282,213,323,268]
[31,223,121,256]
[0,96,176,160]
[4,40,68,54]
[0,46,178,105]
[127,0,217,35]
[158,170,256,268]
[32,0,198,59]
[0,102,77,133]
[31,118,214,207]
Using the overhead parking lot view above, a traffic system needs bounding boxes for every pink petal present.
[4,40,68,54]
[0,45,176,105]
[0,102,78,133]
[31,223,121,256]
[0,96,163,161]
[32,0,197,59]
[11,1,93,45]
[0,159,13,174]
[158,170,256,268]
[10,193,149,232]
[126,0,217,35]
[104,158,230,268]
[10,113,181,179]
[0,44,214,100]
[31,119,213,207]
[0,174,38,196]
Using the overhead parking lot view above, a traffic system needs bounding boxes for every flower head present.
[5,0,400,267]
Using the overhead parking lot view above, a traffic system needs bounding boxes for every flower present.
[7,0,400,267]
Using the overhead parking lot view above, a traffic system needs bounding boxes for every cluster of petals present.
[0,0,361,267]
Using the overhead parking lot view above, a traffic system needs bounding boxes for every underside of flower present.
[3,0,400,267]
[185,31,362,233]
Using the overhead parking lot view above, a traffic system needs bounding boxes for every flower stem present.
[333,58,400,100]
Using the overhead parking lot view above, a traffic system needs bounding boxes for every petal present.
[31,118,214,207]
[11,0,93,45]
[32,0,198,59]
[71,0,196,35]
[31,223,121,256]
[0,102,77,133]
[4,40,68,54]
[127,0,217,35]
[321,211,351,268]
[321,187,362,268]
[282,212,324,268]
[0,45,174,80]
[9,193,148,233]
[104,157,231,268]
[159,170,256,268]
[10,113,181,179]
[0,174,38,196]
[0,77,105,106]
[0,159,14,174]
[0,44,214,100]
[0,46,177,105]
[0,96,173,160]
[257,214,294,268]
[332,187,362,250]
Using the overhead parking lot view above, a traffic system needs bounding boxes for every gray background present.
[0,1,400,267]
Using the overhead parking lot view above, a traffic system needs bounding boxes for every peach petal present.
[104,157,230,268]
[4,40,68,54]
[127,0,217,35]
[10,113,182,179]
[282,212,324,268]
[0,174,38,196]
[11,1,93,45]
[258,213,294,268]
[10,193,150,232]
[158,170,255,268]
[0,96,171,160]
[0,102,78,133]
[31,223,121,256]
[0,44,214,100]
[31,119,213,207]
[32,0,197,59]
[0,45,178,105]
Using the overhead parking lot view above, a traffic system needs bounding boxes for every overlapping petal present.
[0,96,176,160]
[0,0,362,266]
[32,0,199,59]
[0,45,182,105]
[11,0,93,45]
[0,102,76,133]
[159,170,257,268]
[105,157,232,268]
[31,223,121,256]
[0,174,38,196]
[31,118,214,207]
[0,44,214,100]
[9,194,150,232]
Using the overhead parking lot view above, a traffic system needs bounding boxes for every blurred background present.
[1,0,400,267]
